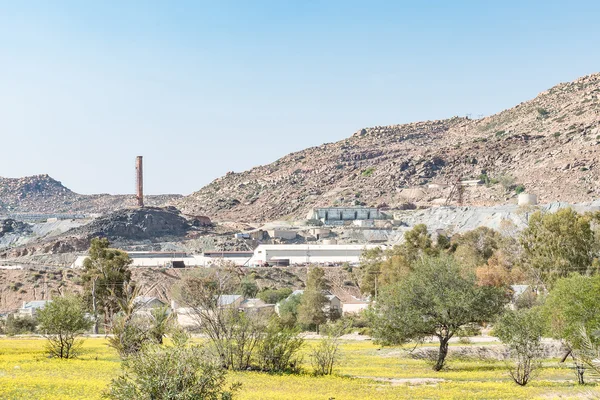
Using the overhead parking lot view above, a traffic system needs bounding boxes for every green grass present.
[0,338,597,399]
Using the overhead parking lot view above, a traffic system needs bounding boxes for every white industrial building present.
[306,207,388,226]
[71,250,254,268]
[250,244,381,266]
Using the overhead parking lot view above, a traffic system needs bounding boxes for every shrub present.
[310,322,346,376]
[537,108,549,118]
[106,342,240,400]
[514,185,525,195]
[3,314,37,335]
[37,295,92,359]
[361,167,375,177]
[255,318,304,373]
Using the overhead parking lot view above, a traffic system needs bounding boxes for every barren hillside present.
[176,73,600,222]
[0,174,181,214]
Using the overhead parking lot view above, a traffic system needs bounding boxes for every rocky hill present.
[0,174,181,214]
[176,73,600,222]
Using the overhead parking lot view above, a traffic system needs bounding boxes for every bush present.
[106,342,240,400]
[257,288,293,305]
[255,318,304,373]
[361,167,375,177]
[3,314,37,335]
[310,322,345,376]
[514,185,525,195]
[37,295,92,359]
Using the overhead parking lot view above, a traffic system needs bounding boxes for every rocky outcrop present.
[175,73,600,222]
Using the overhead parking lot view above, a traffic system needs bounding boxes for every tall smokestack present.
[136,156,144,207]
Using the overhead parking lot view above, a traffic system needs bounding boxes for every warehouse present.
[250,244,381,266]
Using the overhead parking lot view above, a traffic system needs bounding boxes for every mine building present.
[306,207,387,225]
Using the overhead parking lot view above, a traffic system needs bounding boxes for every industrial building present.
[250,244,381,266]
[71,250,254,268]
[71,251,202,268]
[306,207,387,225]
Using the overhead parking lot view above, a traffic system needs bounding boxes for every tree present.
[520,209,596,288]
[495,308,545,386]
[37,295,93,359]
[369,255,507,371]
[542,274,600,383]
[82,238,132,331]
[177,269,265,370]
[298,267,328,332]
[358,224,442,296]
[106,342,239,400]
[257,288,292,304]
[278,293,302,328]
[239,277,258,298]
[451,227,503,270]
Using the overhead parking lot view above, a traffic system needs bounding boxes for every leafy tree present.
[278,293,302,328]
[106,341,240,400]
[451,227,503,269]
[257,288,292,304]
[358,224,439,296]
[298,267,328,332]
[37,295,93,359]
[369,255,507,371]
[520,209,596,288]
[82,238,132,329]
[543,274,600,347]
[239,277,258,298]
[495,308,545,386]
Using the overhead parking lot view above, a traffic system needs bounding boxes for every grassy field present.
[0,337,597,399]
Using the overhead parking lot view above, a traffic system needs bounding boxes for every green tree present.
[358,224,439,296]
[278,293,302,328]
[520,209,596,288]
[369,255,507,371]
[82,238,132,330]
[451,227,503,269]
[298,267,328,332]
[37,295,93,359]
[257,288,292,304]
[542,274,600,375]
[495,308,545,386]
[239,277,258,298]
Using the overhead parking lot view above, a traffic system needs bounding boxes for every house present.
[17,300,51,318]
[341,297,369,315]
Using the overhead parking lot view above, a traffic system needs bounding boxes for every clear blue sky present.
[1,0,599,195]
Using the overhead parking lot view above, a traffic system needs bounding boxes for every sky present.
[1,0,600,195]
